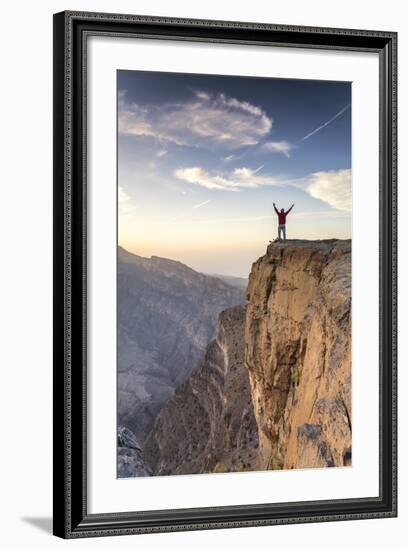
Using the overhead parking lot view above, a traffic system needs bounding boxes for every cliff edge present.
[245,239,352,470]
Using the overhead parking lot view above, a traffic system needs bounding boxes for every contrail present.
[301,103,351,141]
[253,164,264,174]
[192,199,211,209]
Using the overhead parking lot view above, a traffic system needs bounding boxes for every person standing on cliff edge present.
[273,203,294,240]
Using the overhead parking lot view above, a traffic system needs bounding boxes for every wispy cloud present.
[119,90,272,150]
[301,104,351,141]
[118,186,136,215]
[192,200,211,209]
[175,164,351,212]
[305,169,351,211]
[174,166,279,191]
[262,140,294,157]
[223,147,253,163]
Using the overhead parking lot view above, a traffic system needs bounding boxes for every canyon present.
[118,240,352,476]
[117,246,246,450]
[143,305,259,475]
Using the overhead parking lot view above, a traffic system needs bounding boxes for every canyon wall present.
[245,239,352,470]
[117,246,246,446]
[143,305,259,475]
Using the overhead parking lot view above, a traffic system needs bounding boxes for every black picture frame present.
[53,10,397,539]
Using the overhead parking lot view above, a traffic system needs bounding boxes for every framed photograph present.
[53,11,397,538]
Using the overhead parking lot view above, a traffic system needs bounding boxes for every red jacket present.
[274,205,293,224]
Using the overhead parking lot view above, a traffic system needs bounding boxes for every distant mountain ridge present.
[206,273,248,289]
[117,247,247,460]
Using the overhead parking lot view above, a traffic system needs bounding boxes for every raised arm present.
[286,204,295,215]
[273,203,279,215]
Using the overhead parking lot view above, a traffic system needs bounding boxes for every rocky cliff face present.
[245,239,351,470]
[117,246,246,446]
[117,426,151,478]
[143,305,259,475]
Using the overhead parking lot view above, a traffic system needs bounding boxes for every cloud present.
[175,167,237,191]
[263,140,294,157]
[156,149,168,158]
[223,154,235,162]
[306,169,351,211]
[175,164,351,211]
[301,104,350,141]
[174,166,278,191]
[118,186,136,215]
[119,90,272,150]
[192,200,211,209]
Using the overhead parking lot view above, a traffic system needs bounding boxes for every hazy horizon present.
[118,70,351,277]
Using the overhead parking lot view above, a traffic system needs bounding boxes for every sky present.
[117,70,351,277]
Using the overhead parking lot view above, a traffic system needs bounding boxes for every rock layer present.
[245,239,351,470]
[143,305,259,475]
